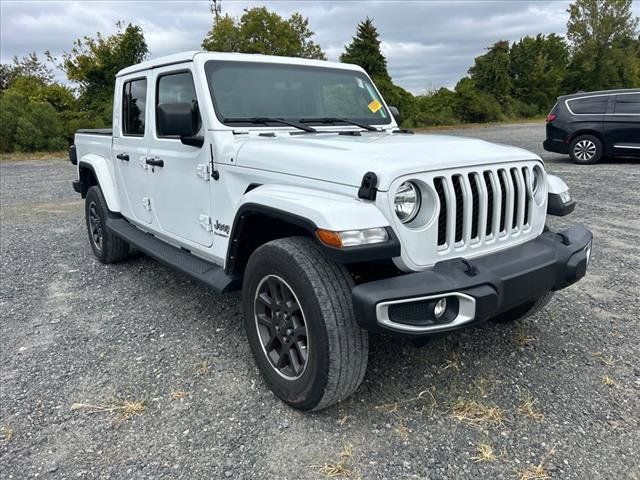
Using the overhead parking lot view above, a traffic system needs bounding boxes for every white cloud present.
[1,1,638,94]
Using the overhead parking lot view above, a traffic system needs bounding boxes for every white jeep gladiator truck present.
[70,51,592,411]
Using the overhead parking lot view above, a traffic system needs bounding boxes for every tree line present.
[1,0,638,152]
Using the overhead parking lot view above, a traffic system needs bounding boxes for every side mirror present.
[157,103,203,147]
[389,106,402,125]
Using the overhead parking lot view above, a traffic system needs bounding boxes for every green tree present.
[340,18,389,78]
[468,40,513,112]
[202,7,326,60]
[51,22,148,125]
[564,0,640,91]
[340,18,414,123]
[1,52,54,90]
[510,34,569,114]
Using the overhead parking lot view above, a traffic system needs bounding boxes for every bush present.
[453,78,504,123]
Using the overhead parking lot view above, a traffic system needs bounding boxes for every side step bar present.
[106,216,241,293]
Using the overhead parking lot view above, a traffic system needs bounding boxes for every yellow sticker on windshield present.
[368,99,382,113]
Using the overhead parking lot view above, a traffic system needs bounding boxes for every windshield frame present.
[204,60,393,129]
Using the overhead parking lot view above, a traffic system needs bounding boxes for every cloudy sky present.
[2,1,638,94]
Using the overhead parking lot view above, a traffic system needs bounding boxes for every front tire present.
[85,186,129,264]
[490,291,554,324]
[569,135,603,164]
[242,237,368,411]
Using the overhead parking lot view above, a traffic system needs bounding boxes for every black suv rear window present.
[614,93,640,114]
[567,96,608,114]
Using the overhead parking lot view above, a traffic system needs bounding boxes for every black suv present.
[544,89,639,164]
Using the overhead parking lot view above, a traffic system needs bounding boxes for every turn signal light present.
[316,228,389,248]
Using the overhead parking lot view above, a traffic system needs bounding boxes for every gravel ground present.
[1,123,638,479]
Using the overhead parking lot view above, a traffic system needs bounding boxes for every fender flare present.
[78,154,121,212]
[225,184,400,273]
[546,174,576,216]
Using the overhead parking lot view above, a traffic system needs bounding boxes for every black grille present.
[510,168,519,229]
[522,167,531,225]
[452,175,464,243]
[484,171,494,236]
[470,174,480,239]
[498,171,507,233]
[388,301,438,326]
[434,177,447,246]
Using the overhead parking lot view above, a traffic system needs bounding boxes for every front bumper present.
[352,225,592,336]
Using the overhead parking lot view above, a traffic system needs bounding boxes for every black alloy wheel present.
[254,274,309,379]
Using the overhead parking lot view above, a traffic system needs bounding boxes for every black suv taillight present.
[546,113,557,123]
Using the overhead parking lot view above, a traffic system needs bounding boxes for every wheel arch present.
[78,155,121,212]
[224,185,400,276]
[568,129,606,148]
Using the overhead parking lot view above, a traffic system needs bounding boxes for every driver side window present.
[156,71,202,137]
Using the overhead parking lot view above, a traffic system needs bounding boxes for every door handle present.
[116,153,130,161]
[145,158,164,167]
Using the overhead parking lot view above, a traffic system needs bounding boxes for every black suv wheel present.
[569,135,603,164]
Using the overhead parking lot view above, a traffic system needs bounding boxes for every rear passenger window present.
[122,78,147,136]
[568,96,609,114]
[614,94,640,114]
[156,71,201,136]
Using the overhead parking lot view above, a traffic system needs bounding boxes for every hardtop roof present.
[116,51,364,77]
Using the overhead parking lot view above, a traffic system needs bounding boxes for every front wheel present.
[242,237,369,411]
[569,135,603,164]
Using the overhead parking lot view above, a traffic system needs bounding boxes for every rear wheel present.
[490,292,554,324]
[242,237,368,411]
[85,186,129,263]
[569,135,603,164]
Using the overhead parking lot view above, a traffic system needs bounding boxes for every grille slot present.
[433,165,535,251]
[434,178,447,246]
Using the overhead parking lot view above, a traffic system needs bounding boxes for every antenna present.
[210,0,222,25]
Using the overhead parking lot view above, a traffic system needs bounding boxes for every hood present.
[234,131,541,191]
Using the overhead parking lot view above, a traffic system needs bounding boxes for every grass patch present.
[517,393,544,421]
[2,426,13,442]
[470,443,497,462]
[440,351,462,372]
[518,463,550,480]
[602,375,617,388]
[316,442,356,478]
[170,390,190,400]
[195,359,209,376]
[592,351,615,366]
[71,399,146,422]
[375,387,438,416]
[518,447,556,480]
[514,323,536,346]
[413,117,546,133]
[0,151,67,162]
[451,399,504,427]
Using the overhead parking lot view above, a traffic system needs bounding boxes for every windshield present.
[205,61,391,127]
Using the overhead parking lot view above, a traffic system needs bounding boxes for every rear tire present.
[490,291,554,324]
[569,135,603,164]
[242,237,368,411]
[85,186,129,264]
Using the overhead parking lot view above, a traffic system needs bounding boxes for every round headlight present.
[394,181,421,223]
[532,167,543,194]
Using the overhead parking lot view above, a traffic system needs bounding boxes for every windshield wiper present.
[222,117,317,133]
[299,117,380,132]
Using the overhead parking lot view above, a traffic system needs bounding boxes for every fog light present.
[433,298,447,318]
